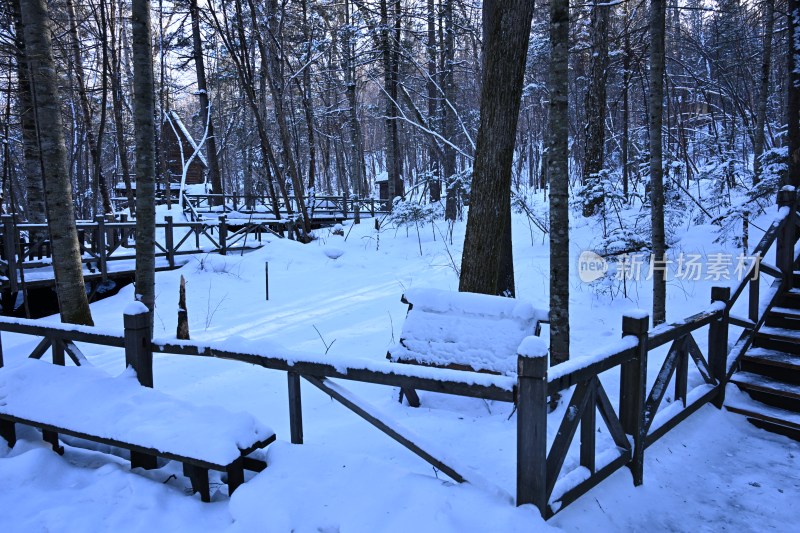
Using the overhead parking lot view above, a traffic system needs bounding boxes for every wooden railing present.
[0,189,796,517]
[516,186,800,517]
[182,193,390,222]
[0,213,278,293]
[0,309,514,485]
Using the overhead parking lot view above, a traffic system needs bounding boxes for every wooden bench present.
[387,288,548,406]
[0,359,276,502]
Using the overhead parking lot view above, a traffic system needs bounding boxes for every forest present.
[0,0,796,341]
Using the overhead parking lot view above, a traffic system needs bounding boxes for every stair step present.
[753,327,800,354]
[764,308,800,328]
[725,391,800,441]
[731,372,800,398]
[741,348,800,385]
[780,288,800,310]
[730,372,800,411]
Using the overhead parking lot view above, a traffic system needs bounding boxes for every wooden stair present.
[726,283,800,441]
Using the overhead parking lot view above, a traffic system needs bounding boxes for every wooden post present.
[748,271,759,323]
[164,216,175,268]
[125,305,158,470]
[124,306,153,388]
[287,219,296,241]
[119,214,129,245]
[2,215,18,293]
[516,344,548,515]
[265,261,269,301]
[95,216,108,281]
[776,187,797,284]
[619,312,648,486]
[219,215,227,256]
[51,338,65,366]
[709,286,731,408]
[287,371,303,444]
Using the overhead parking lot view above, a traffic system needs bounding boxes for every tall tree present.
[787,0,800,188]
[132,0,156,317]
[650,0,667,324]
[19,0,93,325]
[582,0,609,216]
[442,0,457,220]
[11,0,45,226]
[548,0,570,363]
[752,0,774,184]
[459,0,533,296]
[65,0,113,215]
[189,0,223,204]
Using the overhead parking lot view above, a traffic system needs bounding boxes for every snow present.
[389,288,546,375]
[0,360,273,466]
[124,301,150,316]
[624,308,649,320]
[518,335,548,358]
[1,204,799,531]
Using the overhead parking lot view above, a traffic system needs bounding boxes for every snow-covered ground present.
[1,201,799,532]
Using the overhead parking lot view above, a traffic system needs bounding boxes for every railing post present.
[619,312,648,486]
[776,186,797,284]
[164,216,175,268]
[95,215,108,281]
[287,219,296,241]
[124,304,153,388]
[287,372,303,444]
[218,215,227,256]
[2,215,18,293]
[709,286,731,408]
[516,337,548,516]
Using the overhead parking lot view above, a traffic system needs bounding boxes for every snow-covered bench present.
[387,288,548,406]
[0,359,276,502]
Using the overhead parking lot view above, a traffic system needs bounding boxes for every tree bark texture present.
[459,0,533,296]
[582,0,609,216]
[650,0,667,325]
[752,0,774,184]
[132,0,157,317]
[19,0,93,325]
[548,0,570,363]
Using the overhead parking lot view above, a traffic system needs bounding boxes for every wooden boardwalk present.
[0,213,276,313]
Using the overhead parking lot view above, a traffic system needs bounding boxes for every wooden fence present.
[182,193,390,222]
[0,189,796,519]
[0,213,279,293]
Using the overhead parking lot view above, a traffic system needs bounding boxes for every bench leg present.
[42,430,64,455]
[183,464,211,502]
[226,458,245,496]
[0,420,15,447]
[130,451,158,470]
[399,387,421,408]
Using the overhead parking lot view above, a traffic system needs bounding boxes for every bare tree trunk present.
[65,0,112,216]
[380,0,403,206]
[426,0,440,202]
[789,0,800,187]
[582,0,609,216]
[343,0,366,198]
[132,0,156,318]
[300,0,317,198]
[650,0,667,325]
[442,0,457,220]
[12,0,45,225]
[109,0,135,214]
[459,0,533,296]
[548,0,570,363]
[258,0,312,237]
[189,0,223,204]
[753,0,774,184]
[19,0,93,325]
[177,275,189,339]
